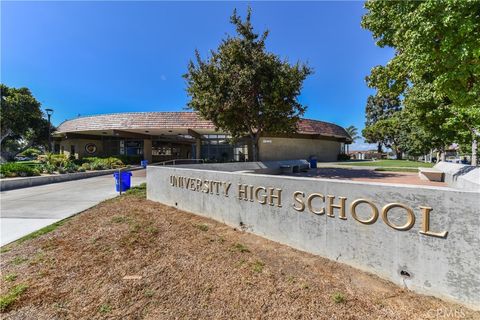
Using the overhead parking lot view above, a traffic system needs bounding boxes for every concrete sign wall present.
[147,165,480,309]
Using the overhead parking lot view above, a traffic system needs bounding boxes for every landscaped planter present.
[0,167,142,191]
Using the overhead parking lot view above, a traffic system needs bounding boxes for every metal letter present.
[223,182,231,197]
[238,184,247,200]
[419,206,448,238]
[268,188,282,207]
[203,180,210,193]
[381,203,415,231]
[350,199,378,224]
[255,186,267,205]
[326,195,347,219]
[293,191,305,212]
[307,193,325,215]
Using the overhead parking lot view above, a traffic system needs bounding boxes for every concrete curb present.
[0,167,144,191]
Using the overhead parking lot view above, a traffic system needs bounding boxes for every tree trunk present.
[396,150,403,160]
[472,138,478,166]
[250,133,260,162]
[440,149,446,162]
[377,142,382,153]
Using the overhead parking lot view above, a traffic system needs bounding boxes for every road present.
[0,170,146,246]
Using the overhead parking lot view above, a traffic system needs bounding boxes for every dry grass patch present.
[0,192,478,319]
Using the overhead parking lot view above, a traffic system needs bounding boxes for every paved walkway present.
[0,170,146,246]
[290,168,447,187]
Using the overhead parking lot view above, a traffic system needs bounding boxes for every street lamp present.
[45,108,54,152]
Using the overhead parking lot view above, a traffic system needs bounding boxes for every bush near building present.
[17,148,42,158]
[80,157,124,170]
[0,155,133,178]
[0,163,41,178]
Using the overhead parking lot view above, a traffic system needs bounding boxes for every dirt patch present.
[1,193,477,319]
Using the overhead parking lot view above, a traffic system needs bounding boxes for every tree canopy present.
[184,8,312,161]
[363,95,401,152]
[362,0,480,164]
[0,84,51,160]
[345,125,360,143]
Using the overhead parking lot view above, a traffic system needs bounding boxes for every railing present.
[150,159,205,166]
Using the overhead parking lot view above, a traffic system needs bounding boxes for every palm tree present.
[345,125,361,154]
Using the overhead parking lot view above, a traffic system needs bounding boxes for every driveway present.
[0,170,146,246]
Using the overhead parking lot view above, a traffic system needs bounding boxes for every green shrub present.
[106,157,124,168]
[62,161,78,173]
[43,153,68,167]
[40,163,56,174]
[18,148,42,158]
[90,160,107,170]
[82,157,124,170]
[0,163,41,178]
[81,157,96,163]
[81,162,92,170]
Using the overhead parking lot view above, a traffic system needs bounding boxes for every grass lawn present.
[338,159,434,168]
[1,185,476,319]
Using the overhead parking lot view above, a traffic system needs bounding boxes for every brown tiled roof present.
[56,112,351,141]
[297,118,351,140]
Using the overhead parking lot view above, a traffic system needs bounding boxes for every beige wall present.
[143,139,152,163]
[60,139,103,159]
[258,137,341,162]
[59,136,341,162]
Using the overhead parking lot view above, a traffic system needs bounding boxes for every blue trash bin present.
[140,160,148,168]
[309,157,318,169]
[113,171,132,192]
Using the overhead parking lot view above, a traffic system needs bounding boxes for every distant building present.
[53,111,352,163]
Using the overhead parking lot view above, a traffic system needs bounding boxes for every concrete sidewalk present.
[0,170,146,246]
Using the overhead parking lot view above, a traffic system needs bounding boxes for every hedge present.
[0,163,41,178]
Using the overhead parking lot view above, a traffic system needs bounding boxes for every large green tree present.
[363,95,401,152]
[362,0,480,165]
[0,84,50,160]
[362,112,410,160]
[184,8,312,161]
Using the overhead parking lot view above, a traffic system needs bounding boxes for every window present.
[120,140,143,156]
[200,135,247,162]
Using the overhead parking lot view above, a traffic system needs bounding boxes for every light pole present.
[45,108,54,153]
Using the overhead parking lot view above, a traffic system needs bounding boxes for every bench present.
[280,165,293,174]
[418,167,444,182]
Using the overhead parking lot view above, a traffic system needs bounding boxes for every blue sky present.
[1,1,393,150]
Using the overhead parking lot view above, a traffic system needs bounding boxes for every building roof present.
[56,112,351,141]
